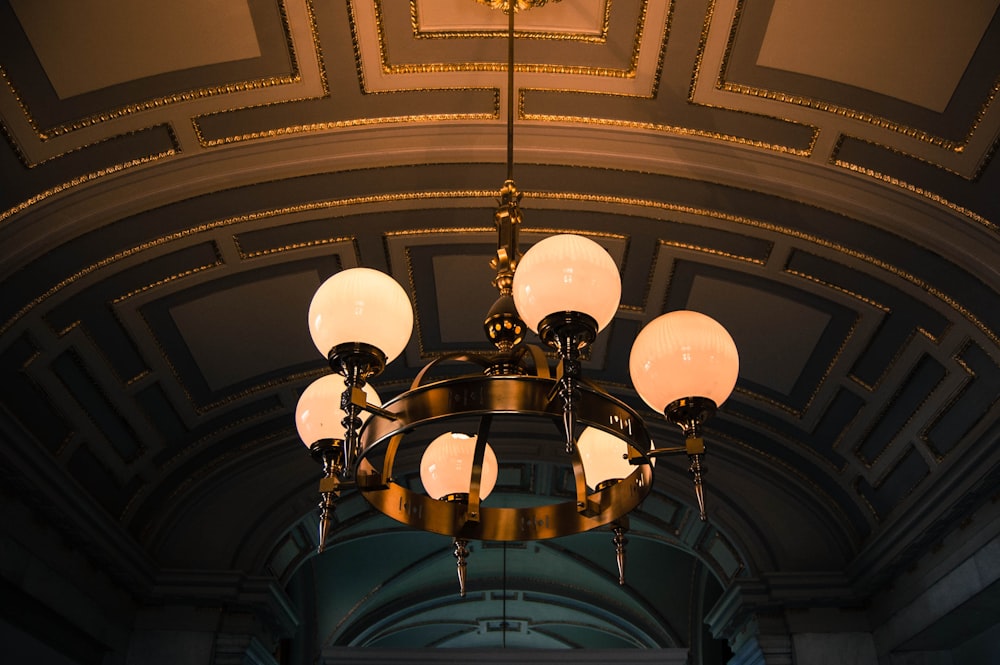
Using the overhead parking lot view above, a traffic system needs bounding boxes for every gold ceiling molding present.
[410,0,611,43]
[192,103,499,147]
[521,98,818,156]
[370,0,644,78]
[2,187,994,354]
[234,234,358,261]
[830,137,996,231]
[525,191,997,349]
[0,140,178,225]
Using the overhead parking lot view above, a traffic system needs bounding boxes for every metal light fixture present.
[295,1,739,596]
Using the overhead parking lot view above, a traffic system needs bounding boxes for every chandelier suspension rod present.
[506,5,515,182]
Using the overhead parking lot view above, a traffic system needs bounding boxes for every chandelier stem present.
[454,538,470,597]
[506,3,515,182]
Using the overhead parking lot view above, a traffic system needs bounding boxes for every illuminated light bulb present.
[295,374,381,447]
[512,234,621,333]
[419,432,499,500]
[578,427,637,490]
[629,310,739,413]
[308,267,413,362]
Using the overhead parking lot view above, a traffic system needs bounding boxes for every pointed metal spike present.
[454,538,470,597]
[690,454,707,521]
[612,525,628,586]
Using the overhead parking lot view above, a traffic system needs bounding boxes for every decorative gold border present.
[831,136,997,230]
[4,187,995,370]
[409,0,612,43]
[233,233,358,260]
[0,127,180,223]
[919,341,1000,463]
[522,88,819,156]
[193,102,499,147]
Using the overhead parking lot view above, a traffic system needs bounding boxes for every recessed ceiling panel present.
[756,0,999,112]
[686,275,830,395]
[169,270,318,391]
[11,0,261,98]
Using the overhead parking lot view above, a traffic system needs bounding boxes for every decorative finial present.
[475,0,562,12]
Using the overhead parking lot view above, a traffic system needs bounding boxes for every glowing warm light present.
[629,310,739,412]
[512,234,622,333]
[295,374,381,446]
[578,427,637,489]
[308,267,413,362]
[419,432,499,500]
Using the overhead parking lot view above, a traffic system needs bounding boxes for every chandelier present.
[294,3,739,596]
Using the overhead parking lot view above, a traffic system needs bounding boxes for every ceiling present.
[1,1,999,663]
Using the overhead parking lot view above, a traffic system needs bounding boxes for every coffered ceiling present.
[1,1,998,662]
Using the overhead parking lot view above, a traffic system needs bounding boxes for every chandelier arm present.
[410,352,493,390]
[358,431,404,490]
[645,445,688,458]
[466,415,494,523]
[517,343,551,378]
[569,437,590,514]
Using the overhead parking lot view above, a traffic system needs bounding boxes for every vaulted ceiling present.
[1,1,999,663]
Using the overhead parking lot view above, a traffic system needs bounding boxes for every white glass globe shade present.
[295,374,381,447]
[419,432,499,500]
[578,427,637,489]
[512,234,622,333]
[629,310,739,413]
[308,267,413,362]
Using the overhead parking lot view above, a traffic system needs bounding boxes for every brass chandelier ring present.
[356,374,655,541]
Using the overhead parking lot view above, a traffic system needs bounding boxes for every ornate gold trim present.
[4,187,995,356]
[193,104,499,147]
[233,234,358,260]
[0,142,178,224]
[831,136,996,229]
[521,96,818,156]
